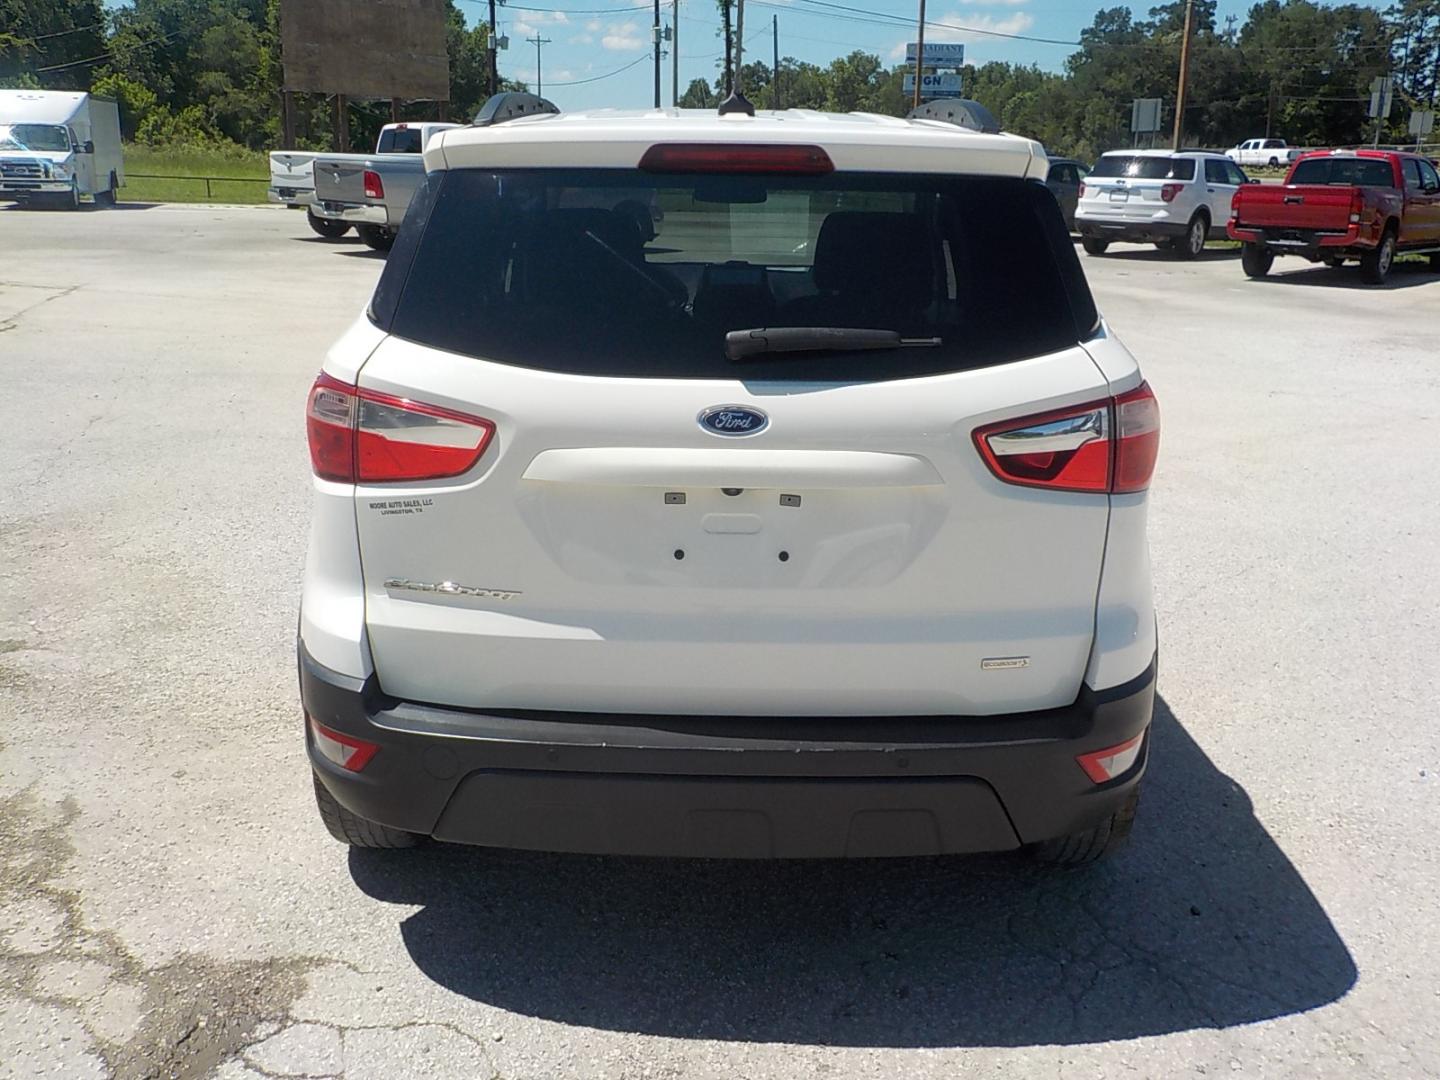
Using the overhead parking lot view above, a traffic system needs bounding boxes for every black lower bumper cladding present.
[301,645,1155,858]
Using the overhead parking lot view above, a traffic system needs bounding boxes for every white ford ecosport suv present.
[300,96,1160,864]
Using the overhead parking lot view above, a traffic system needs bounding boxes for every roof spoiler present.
[905,100,1000,135]
[472,92,560,127]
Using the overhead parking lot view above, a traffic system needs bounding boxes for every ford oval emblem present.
[698,404,768,437]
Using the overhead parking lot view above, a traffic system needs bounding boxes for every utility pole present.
[672,0,680,106]
[529,34,551,97]
[653,0,662,106]
[735,0,745,93]
[773,15,780,109]
[1171,0,1194,151]
[721,0,733,94]
[912,0,927,109]
[487,0,499,97]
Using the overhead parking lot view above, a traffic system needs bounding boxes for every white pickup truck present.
[269,122,458,238]
[1226,139,1302,169]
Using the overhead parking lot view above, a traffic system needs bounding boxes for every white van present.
[0,89,124,209]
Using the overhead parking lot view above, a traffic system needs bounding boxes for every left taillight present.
[1160,183,1182,203]
[306,372,496,483]
[363,169,384,200]
[972,381,1160,495]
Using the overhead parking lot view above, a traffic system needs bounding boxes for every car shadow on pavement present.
[347,695,1356,1047]
[1083,247,1239,262]
[1248,262,1438,290]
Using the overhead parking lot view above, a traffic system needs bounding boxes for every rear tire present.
[313,772,421,848]
[94,171,117,207]
[1359,228,1396,285]
[356,223,395,251]
[1081,236,1109,256]
[1241,242,1273,278]
[1030,787,1140,866]
[1267,156,1280,167]
[1428,251,1440,272]
[306,210,351,239]
[1175,213,1208,260]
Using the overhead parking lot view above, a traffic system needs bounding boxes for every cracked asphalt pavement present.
[2,202,1438,1079]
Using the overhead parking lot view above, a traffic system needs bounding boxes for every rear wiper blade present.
[724,327,942,362]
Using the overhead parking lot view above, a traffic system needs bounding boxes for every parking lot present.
[2,202,1438,1079]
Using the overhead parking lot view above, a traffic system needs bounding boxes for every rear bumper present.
[315,200,388,225]
[301,644,1156,858]
[1228,221,1370,254]
[1077,217,1188,243]
[268,185,314,206]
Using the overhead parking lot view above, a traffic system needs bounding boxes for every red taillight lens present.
[638,143,834,175]
[972,382,1159,495]
[309,715,379,773]
[1076,732,1145,784]
[1077,181,1086,198]
[306,372,358,482]
[1111,382,1161,493]
[1160,183,1182,203]
[305,373,496,483]
[363,169,384,199]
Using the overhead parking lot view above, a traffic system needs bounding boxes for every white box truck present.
[0,89,124,209]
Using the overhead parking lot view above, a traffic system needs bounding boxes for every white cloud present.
[888,11,1035,59]
[601,20,648,51]
[570,33,595,45]
[586,19,603,32]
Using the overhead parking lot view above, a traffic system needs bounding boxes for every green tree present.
[0,0,107,90]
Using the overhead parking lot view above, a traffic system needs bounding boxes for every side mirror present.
[1248,178,1261,184]
[81,140,95,154]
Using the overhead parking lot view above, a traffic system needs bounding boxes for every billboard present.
[280,0,450,100]
[905,42,965,65]
[903,73,964,98]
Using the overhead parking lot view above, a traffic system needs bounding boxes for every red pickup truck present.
[1228,149,1440,284]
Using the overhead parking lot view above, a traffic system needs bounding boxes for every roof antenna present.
[718,91,756,117]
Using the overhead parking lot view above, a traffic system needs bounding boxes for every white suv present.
[1076,149,1251,259]
[300,96,1160,864]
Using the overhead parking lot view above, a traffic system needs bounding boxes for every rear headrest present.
[812,212,933,299]
[533,208,646,257]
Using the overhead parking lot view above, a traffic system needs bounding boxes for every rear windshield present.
[1288,158,1395,186]
[375,169,1096,381]
[1090,156,1196,181]
[377,128,424,153]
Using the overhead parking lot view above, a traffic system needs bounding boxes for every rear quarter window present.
[374,168,1098,382]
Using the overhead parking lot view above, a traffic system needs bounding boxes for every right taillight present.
[305,372,496,483]
[973,382,1160,495]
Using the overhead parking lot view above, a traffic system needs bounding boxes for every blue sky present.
[468,0,1387,111]
[102,0,1388,113]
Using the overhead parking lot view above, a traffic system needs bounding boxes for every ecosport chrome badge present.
[698,404,768,437]
[981,656,1030,670]
[384,579,522,601]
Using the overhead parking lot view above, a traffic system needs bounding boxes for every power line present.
[547,52,653,84]
[35,29,183,73]
[14,20,107,44]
